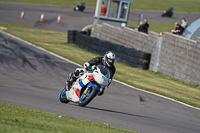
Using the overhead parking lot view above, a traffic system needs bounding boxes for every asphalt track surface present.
[0,2,200,32]
[0,2,200,133]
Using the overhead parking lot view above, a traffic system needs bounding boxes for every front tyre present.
[59,88,69,103]
[78,86,99,107]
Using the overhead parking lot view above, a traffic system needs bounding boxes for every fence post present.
[153,34,163,72]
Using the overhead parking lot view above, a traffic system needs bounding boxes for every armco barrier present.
[68,30,151,70]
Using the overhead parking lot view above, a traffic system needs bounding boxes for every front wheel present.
[59,88,69,103]
[78,86,99,107]
[74,7,78,11]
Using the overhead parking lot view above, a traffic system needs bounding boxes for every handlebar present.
[85,65,97,72]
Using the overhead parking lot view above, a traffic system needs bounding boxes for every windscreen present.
[97,65,110,78]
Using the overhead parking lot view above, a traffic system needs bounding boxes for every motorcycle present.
[59,65,110,107]
[161,7,173,17]
[74,3,86,12]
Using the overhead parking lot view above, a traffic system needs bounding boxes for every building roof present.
[112,0,133,3]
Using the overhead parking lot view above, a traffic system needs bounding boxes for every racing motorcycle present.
[59,65,110,107]
[161,7,173,17]
[74,2,85,12]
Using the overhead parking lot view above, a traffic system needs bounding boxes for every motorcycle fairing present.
[66,74,93,102]
[87,83,99,90]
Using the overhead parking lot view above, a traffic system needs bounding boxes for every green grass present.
[127,21,174,34]
[1,22,199,109]
[0,0,200,13]
[0,102,138,133]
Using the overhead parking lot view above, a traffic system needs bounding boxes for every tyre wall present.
[91,23,158,70]
[91,23,200,86]
[68,31,151,70]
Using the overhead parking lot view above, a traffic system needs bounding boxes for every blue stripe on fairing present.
[87,83,99,90]
[79,80,85,87]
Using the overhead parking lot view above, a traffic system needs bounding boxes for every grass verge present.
[0,0,200,13]
[0,102,138,133]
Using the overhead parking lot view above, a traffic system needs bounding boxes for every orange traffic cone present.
[20,11,24,19]
[57,15,61,23]
[40,13,44,21]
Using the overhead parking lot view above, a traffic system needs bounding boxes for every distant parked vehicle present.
[161,7,173,17]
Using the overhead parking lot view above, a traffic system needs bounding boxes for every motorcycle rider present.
[66,51,116,96]
[77,1,85,11]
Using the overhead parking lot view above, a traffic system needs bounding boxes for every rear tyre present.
[78,86,98,107]
[59,88,69,103]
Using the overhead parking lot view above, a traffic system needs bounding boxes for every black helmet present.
[103,51,116,67]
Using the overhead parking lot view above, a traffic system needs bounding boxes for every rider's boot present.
[98,87,105,96]
[67,71,79,90]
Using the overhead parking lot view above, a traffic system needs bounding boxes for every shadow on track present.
[85,106,158,120]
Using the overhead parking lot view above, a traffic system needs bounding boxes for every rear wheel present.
[78,86,98,107]
[59,88,69,103]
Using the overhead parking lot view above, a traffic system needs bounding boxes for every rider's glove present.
[84,62,90,69]
[91,65,97,70]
